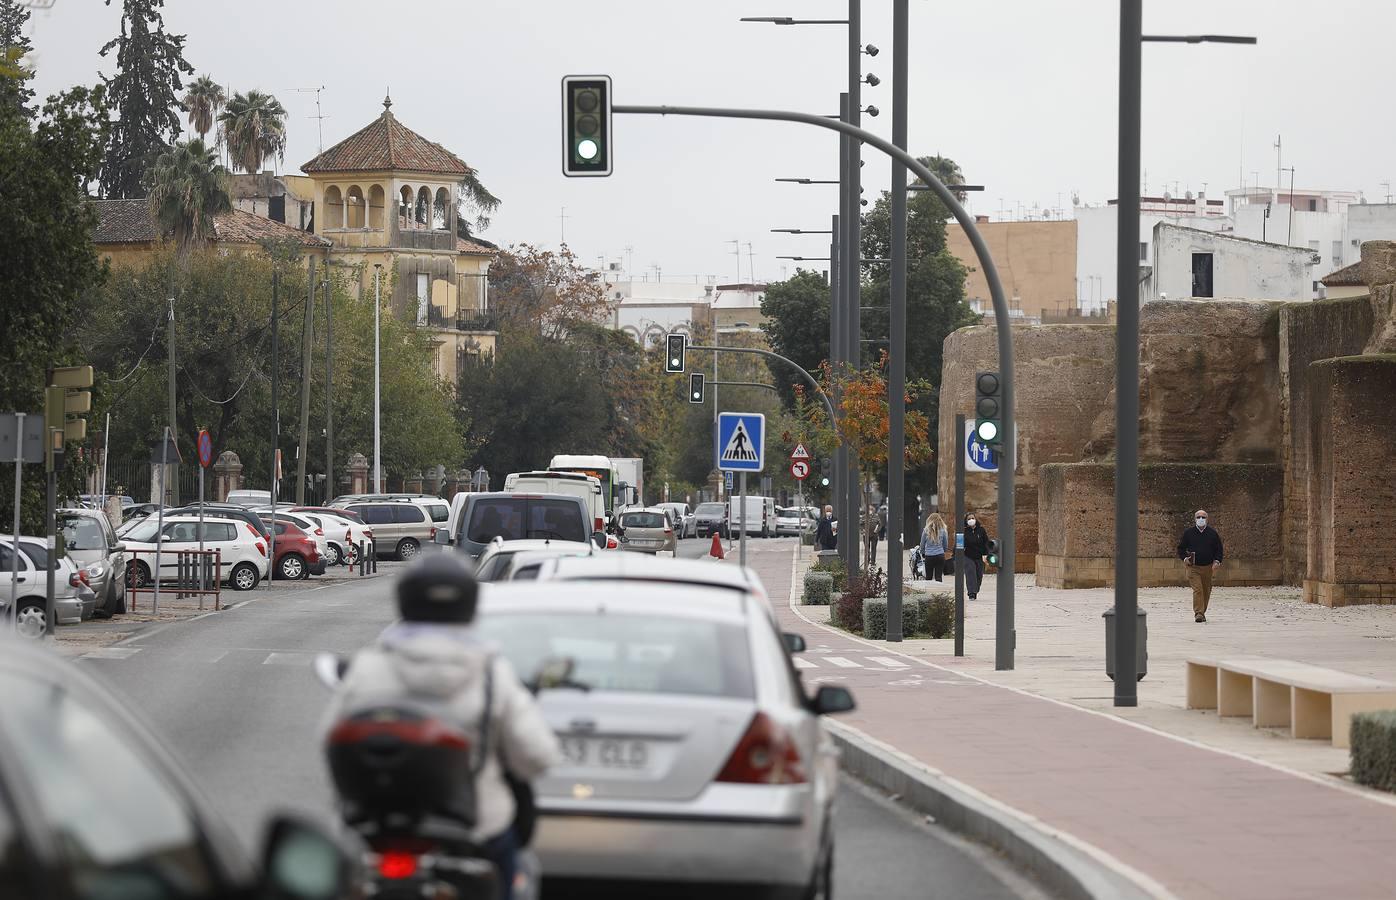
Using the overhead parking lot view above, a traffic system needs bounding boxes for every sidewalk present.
[734,538,1396,900]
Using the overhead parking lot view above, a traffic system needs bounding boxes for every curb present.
[828,719,1166,900]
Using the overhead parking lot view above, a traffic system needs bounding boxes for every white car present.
[775,506,816,537]
[295,511,373,567]
[473,538,597,582]
[476,581,854,896]
[118,515,269,591]
[535,554,771,608]
[251,509,332,567]
[0,535,93,636]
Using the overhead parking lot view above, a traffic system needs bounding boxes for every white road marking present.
[792,657,817,669]
[867,656,910,669]
[262,652,313,666]
[79,647,141,660]
[826,656,862,668]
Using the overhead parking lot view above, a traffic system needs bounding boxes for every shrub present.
[834,568,886,633]
[1351,710,1396,794]
[803,571,833,605]
[918,593,955,639]
[814,554,848,593]
[861,596,922,640]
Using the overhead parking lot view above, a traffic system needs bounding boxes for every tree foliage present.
[759,269,832,410]
[488,243,610,339]
[456,167,500,237]
[182,74,224,141]
[98,0,193,199]
[0,84,110,531]
[0,0,34,115]
[219,89,287,174]
[148,138,231,251]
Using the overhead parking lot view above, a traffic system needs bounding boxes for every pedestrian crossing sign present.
[717,412,765,472]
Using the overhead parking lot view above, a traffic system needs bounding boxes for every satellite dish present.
[1071,192,1081,206]
[1185,190,1194,200]
[1163,191,1172,201]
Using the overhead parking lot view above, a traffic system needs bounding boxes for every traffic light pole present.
[686,344,836,430]
[886,0,909,641]
[617,101,1016,668]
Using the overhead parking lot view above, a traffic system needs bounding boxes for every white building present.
[1075,193,1228,313]
[605,279,716,349]
[711,282,770,339]
[1142,223,1319,304]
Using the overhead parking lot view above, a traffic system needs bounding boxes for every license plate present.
[559,736,651,770]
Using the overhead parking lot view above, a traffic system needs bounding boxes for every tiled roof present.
[302,99,469,176]
[1321,261,1363,287]
[91,199,329,248]
[456,236,496,256]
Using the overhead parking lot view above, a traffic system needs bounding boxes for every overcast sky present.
[26,0,1395,283]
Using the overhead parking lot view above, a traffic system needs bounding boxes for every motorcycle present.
[314,653,544,900]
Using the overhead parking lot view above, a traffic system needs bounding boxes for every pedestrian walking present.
[815,505,838,551]
[1178,509,1223,623]
[863,503,881,568]
[962,512,991,600]
[920,513,949,583]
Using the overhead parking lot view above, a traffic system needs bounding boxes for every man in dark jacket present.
[815,505,838,551]
[962,512,991,600]
[1178,509,1223,623]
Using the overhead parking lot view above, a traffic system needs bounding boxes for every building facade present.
[947,217,1077,322]
[1142,223,1319,303]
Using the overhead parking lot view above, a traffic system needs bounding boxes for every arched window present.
[433,187,450,230]
[368,185,385,229]
[345,185,365,228]
[399,186,413,228]
[643,326,664,350]
[416,187,430,226]
[323,186,343,229]
[621,326,642,345]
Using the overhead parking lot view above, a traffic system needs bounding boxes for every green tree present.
[456,167,500,238]
[219,89,287,174]
[0,0,34,115]
[0,85,110,531]
[98,0,193,199]
[488,243,609,339]
[759,268,833,409]
[148,138,231,251]
[182,74,224,141]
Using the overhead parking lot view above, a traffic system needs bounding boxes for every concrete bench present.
[1186,656,1396,748]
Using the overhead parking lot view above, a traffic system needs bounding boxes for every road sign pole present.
[955,413,966,657]
[10,413,21,633]
[197,462,205,610]
[740,471,747,568]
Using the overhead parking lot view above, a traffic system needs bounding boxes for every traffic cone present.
[709,531,725,559]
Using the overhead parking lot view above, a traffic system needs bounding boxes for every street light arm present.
[688,343,837,428]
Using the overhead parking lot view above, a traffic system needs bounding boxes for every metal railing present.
[126,548,222,611]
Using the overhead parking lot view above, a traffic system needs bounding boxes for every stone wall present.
[1305,355,1396,606]
[938,324,1116,572]
[1037,462,1283,588]
[1277,296,1374,583]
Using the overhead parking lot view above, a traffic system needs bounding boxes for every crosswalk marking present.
[792,657,817,669]
[825,656,862,668]
[867,656,910,669]
[79,647,141,660]
[262,651,314,666]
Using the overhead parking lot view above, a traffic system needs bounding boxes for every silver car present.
[617,507,677,555]
[58,508,127,617]
[476,581,854,897]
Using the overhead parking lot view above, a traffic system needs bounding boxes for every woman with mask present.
[963,512,991,600]
[921,513,949,583]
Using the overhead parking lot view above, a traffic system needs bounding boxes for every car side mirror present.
[809,685,856,716]
[112,542,126,553]
[591,530,607,548]
[260,814,354,900]
[782,632,807,653]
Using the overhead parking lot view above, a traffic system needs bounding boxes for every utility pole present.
[269,270,280,583]
[167,296,176,504]
[324,272,334,502]
[373,264,383,493]
[829,214,841,534]
[885,0,909,641]
[838,92,855,579]
[295,257,315,504]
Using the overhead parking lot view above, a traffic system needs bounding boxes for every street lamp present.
[774,177,839,185]
[1113,2,1256,705]
[770,228,834,234]
[372,263,383,494]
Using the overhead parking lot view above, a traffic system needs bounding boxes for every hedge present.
[1351,710,1396,794]
[861,597,922,640]
[803,571,833,605]
[918,593,955,639]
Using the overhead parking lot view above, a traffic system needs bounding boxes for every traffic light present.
[986,538,1000,568]
[974,371,1002,447]
[820,457,831,487]
[562,75,611,177]
[688,372,705,404]
[665,333,687,373]
[45,365,93,470]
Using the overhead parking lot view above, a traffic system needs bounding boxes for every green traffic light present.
[976,420,999,442]
[576,138,599,160]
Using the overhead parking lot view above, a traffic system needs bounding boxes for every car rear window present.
[466,499,585,543]
[393,504,426,524]
[355,505,394,525]
[477,612,754,699]
[696,503,724,516]
[18,544,57,570]
[621,512,667,529]
[423,503,449,523]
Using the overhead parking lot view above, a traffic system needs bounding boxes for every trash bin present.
[1102,606,1147,682]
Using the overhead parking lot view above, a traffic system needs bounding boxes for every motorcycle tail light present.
[377,851,418,880]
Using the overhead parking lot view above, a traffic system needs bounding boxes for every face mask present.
[1196,518,1207,528]
[967,518,976,527]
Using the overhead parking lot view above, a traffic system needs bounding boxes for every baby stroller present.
[909,546,925,581]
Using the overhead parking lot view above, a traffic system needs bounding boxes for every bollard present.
[370,541,377,574]
[358,541,367,577]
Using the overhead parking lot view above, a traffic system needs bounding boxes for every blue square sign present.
[717,412,765,472]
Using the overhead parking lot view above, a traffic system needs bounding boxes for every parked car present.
[691,501,730,539]
[329,491,437,506]
[290,505,365,524]
[775,505,817,538]
[264,519,324,580]
[58,507,127,617]
[472,538,597,582]
[656,502,691,536]
[167,502,272,540]
[120,502,164,524]
[253,510,332,572]
[617,507,678,555]
[0,536,94,636]
[440,491,598,560]
[0,638,355,898]
[292,510,373,566]
[475,580,854,897]
[224,488,273,508]
[729,495,776,538]
[339,499,437,560]
[80,493,135,510]
[118,515,268,592]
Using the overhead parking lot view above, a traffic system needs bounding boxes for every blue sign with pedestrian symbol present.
[717,412,765,472]
[965,418,998,472]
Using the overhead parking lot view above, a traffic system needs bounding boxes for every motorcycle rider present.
[323,553,561,898]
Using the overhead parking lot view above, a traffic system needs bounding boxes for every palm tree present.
[182,75,225,141]
[219,89,287,174]
[147,138,232,251]
[917,155,966,202]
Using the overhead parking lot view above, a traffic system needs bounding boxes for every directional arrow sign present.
[789,441,811,461]
[717,412,765,472]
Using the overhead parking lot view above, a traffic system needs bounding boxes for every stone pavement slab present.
[734,538,1396,900]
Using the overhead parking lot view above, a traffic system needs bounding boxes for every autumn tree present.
[488,243,610,339]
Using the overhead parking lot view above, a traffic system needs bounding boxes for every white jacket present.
[324,621,561,841]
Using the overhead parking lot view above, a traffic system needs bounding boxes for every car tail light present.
[377,851,418,880]
[68,570,88,588]
[429,526,437,540]
[364,529,373,539]
[315,528,324,537]
[715,712,806,785]
[606,537,618,550]
[255,542,266,556]
[595,517,605,532]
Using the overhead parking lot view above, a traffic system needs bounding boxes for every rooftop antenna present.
[1384,182,1392,204]
[623,246,634,275]
[744,242,756,283]
[559,207,569,246]
[288,86,328,152]
[725,239,740,282]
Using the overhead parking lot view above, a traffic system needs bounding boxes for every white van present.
[503,471,608,534]
[728,495,776,538]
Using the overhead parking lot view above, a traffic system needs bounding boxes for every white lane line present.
[79,647,141,660]
[867,656,910,669]
[262,652,314,666]
[825,656,862,668]
[792,657,817,669]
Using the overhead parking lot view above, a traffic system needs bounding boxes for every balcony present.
[423,305,497,333]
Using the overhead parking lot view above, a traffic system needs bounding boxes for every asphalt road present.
[80,558,1043,899]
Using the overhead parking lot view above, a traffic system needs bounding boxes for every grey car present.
[618,507,678,555]
[691,501,729,539]
[58,508,127,617]
[341,500,438,560]
[441,492,597,560]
